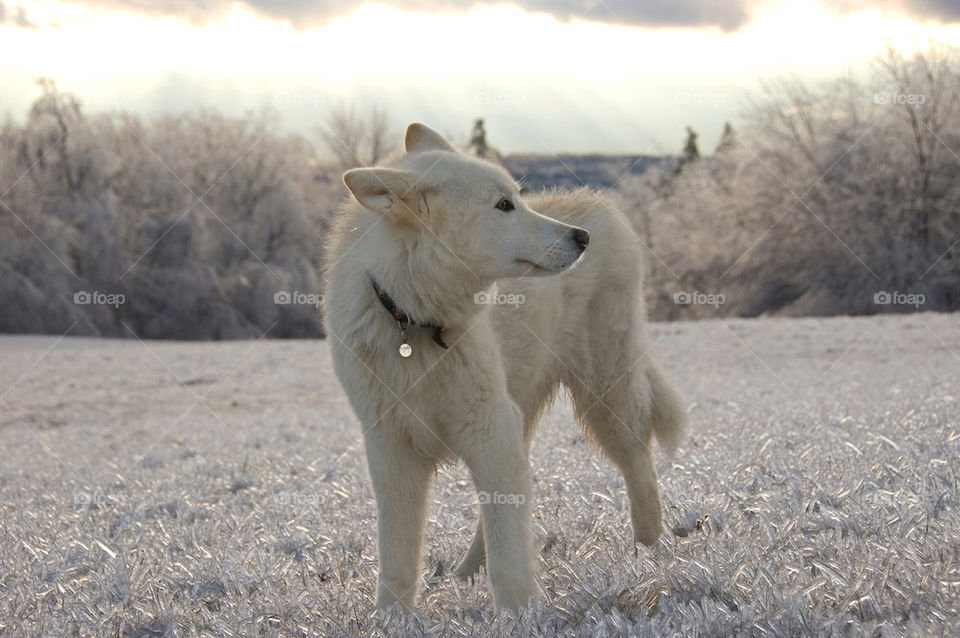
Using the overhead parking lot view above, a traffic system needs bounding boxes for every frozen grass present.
[1,314,959,636]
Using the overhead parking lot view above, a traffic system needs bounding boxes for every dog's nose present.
[569,227,590,251]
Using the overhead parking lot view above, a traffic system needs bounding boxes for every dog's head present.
[342,123,589,280]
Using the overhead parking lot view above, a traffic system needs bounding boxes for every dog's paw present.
[633,517,663,547]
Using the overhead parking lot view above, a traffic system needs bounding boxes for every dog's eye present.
[495,198,514,212]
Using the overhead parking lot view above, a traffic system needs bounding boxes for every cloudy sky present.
[1,0,959,153]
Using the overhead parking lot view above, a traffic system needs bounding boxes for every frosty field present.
[1,314,959,636]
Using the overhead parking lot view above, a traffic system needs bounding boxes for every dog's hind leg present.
[568,337,686,547]
[566,256,686,545]
[571,373,665,546]
[364,424,435,610]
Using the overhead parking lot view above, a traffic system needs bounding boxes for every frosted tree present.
[619,45,960,320]
[0,80,341,338]
[318,103,394,170]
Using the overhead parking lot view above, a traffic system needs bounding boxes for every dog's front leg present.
[363,423,435,611]
[452,403,536,611]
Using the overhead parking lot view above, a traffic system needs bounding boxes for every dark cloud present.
[58,0,756,31]
[49,0,960,30]
[242,0,754,30]
[517,0,751,31]
[831,0,960,22]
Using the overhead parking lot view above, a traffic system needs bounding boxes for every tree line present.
[1,45,957,339]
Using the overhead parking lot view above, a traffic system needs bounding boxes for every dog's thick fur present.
[323,124,687,612]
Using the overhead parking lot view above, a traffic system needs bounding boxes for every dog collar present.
[369,275,449,355]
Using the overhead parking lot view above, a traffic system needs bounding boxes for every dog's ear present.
[405,123,456,154]
[343,168,420,219]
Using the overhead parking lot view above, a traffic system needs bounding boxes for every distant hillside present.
[503,154,671,191]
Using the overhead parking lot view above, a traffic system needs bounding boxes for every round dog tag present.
[399,342,413,358]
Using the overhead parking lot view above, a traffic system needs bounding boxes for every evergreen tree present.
[715,121,736,155]
[674,126,700,175]
[469,118,488,157]
[682,126,700,162]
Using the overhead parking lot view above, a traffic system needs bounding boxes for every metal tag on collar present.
[397,320,413,358]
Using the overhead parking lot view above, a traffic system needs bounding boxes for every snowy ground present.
[1,314,959,636]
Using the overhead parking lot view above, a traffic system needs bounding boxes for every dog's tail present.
[646,362,688,455]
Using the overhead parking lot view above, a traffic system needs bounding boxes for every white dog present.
[323,123,687,612]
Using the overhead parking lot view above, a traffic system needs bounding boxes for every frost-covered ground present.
[1,314,959,636]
